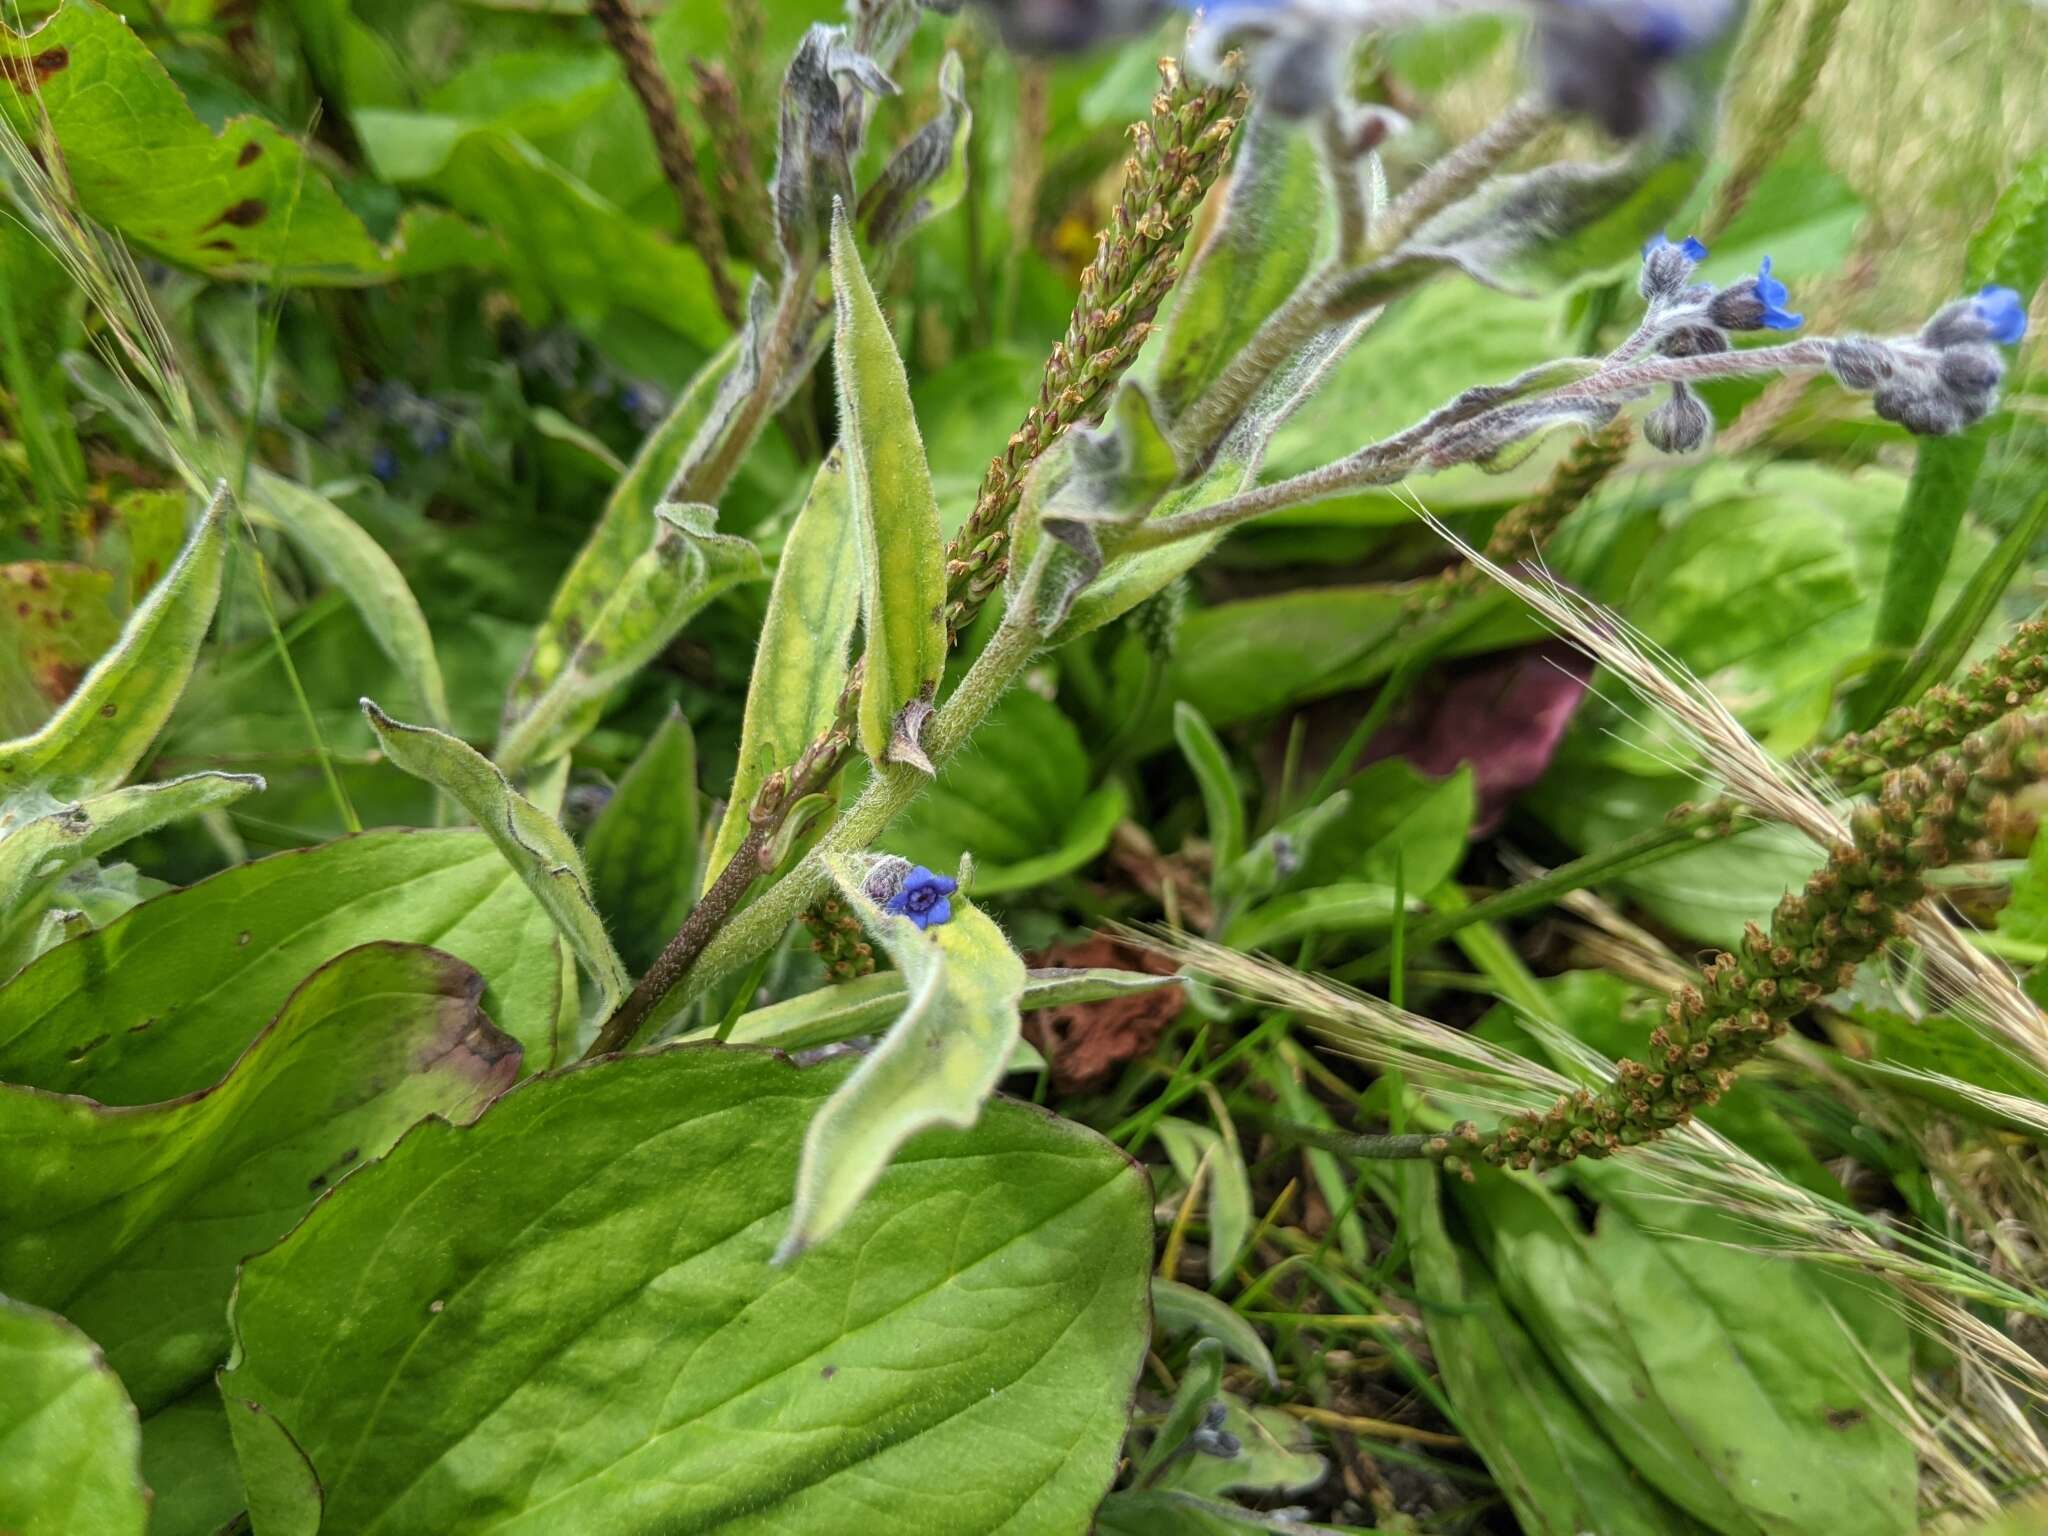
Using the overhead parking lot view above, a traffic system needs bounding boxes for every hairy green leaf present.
[708,449,861,883]
[783,854,1029,1257]
[0,942,519,1413]
[584,706,698,974]
[364,701,629,1007]
[0,489,223,799]
[0,1,492,284]
[220,1047,1149,1534]
[830,209,946,768]
[496,503,762,773]
[0,828,569,1097]
[0,1295,148,1536]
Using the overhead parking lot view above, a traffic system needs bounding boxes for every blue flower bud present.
[1874,381,1965,437]
[883,864,958,930]
[1639,232,1709,301]
[1936,343,2004,400]
[1707,256,1803,332]
[1970,284,2028,347]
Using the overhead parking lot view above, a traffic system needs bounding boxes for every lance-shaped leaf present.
[863,50,972,248]
[0,488,224,799]
[0,0,491,284]
[1155,1114,1252,1287]
[0,828,569,1098]
[0,942,520,1414]
[1149,106,1327,426]
[496,502,762,774]
[830,208,946,770]
[242,465,449,727]
[782,853,1028,1259]
[584,707,699,974]
[0,1295,148,1536]
[219,1046,1150,1535]
[1152,1279,1280,1390]
[509,329,743,723]
[364,701,629,1008]
[707,449,861,884]
[0,770,262,918]
[718,964,1176,1053]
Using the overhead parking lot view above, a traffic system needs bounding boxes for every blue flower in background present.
[1643,232,1709,263]
[370,444,399,484]
[1972,285,2029,346]
[1753,257,1803,330]
[884,866,957,931]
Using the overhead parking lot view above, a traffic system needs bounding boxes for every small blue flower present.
[883,865,957,931]
[370,444,399,484]
[1754,257,1803,331]
[1643,232,1709,263]
[1972,285,2029,347]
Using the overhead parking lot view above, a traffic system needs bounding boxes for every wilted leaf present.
[0,489,223,800]
[0,1294,148,1536]
[220,1046,1150,1534]
[830,209,946,768]
[0,1,492,283]
[0,942,520,1413]
[707,449,861,884]
[497,503,761,773]
[363,701,630,1008]
[0,828,570,1096]
[584,706,699,973]
[783,854,1029,1257]
[1022,934,1184,1092]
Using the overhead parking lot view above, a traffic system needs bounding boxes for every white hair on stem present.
[1389,478,2048,1077]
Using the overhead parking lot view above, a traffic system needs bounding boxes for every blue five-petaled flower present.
[1973,285,2030,347]
[885,866,957,931]
[1753,257,1803,331]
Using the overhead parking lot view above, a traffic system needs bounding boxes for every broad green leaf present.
[1175,701,1245,890]
[1152,1278,1280,1389]
[1222,883,1407,952]
[784,855,1030,1257]
[364,701,629,1008]
[584,706,698,974]
[0,942,520,1413]
[707,449,862,884]
[138,1389,245,1536]
[1290,760,1476,894]
[243,466,450,727]
[1150,107,1326,426]
[220,1046,1151,1534]
[1155,1115,1253,1287]
[0,1294,148,1536]
[509,333,743,723]
[0,770,262,918]
[830,209,947,768]
[496,503,762,773]
[716,964,1176,1052]
[0,561,118,737]
[0,489,223,799]
[881,688,1128,894]
[0,1,492,283]
[0,828,570,1098]
[1562,1164,1915,1536]
[1395,1165,1705,1536]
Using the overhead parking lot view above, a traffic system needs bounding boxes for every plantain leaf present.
[781,852,1028,1259]
[509,332,744,725]
[707,448,861,884]
[137,1390,245,1536]
[363,701,629,1008]
[0,770,262,919]
[583,706,698,974]
[830,208,947,769]
[0,828,570,1096]
[1150,106,1327,427]
[0,942,520,1414]
[718,963,1175,1053]
[220,1046,1150,1535]
[0,489,223,800]
[0,0,492,284]
[242,466,450,727]
[496,502,761,774]
[0,1294,148,1536]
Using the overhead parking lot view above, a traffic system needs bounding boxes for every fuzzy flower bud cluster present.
[1829,285,2030,437]
[1633,234,1803,454]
